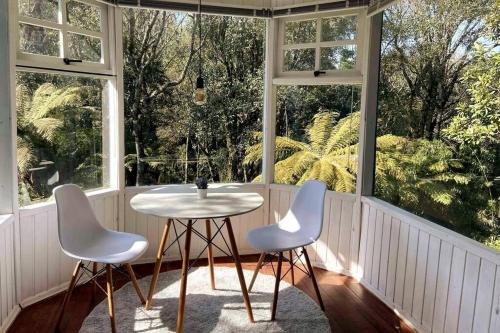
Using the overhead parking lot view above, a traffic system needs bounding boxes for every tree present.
[245,112,359,192]
[123,10,196,185]
[379,0,492,139]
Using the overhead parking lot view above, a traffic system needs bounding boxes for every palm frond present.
[307,112,337,154]
[324,112,360,154]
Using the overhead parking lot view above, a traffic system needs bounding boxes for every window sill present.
[19,187,119,216]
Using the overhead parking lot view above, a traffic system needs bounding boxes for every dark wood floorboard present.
[8,254,416,333]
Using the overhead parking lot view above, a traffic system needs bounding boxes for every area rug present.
[80,266,331,332]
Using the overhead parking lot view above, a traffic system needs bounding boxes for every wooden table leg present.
[225,217,254,323]
[146,219,171,309]
[289,250,295,286]
[271,252,283,321]
[176,219,192,333]
[126,263,146,304]
[205,219,215,290]
[55,260,82,331]
[106,264,117,333]
[248,252,266,293]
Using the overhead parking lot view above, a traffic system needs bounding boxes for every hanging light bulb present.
[193,0,207,105]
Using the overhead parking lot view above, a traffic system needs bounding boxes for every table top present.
[129,184,264,219]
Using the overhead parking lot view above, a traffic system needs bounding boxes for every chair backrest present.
[53,184,105,253]
[279,180,327,241]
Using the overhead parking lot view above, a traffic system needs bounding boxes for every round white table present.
[130,184,264,333]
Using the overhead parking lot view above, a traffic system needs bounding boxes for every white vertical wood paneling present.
[359,197,500,333]
[472,259,496,333]
[0,215,18,332]
[17,191,119,306]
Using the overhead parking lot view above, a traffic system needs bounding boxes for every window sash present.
[276,10,364,80]
[16,0,111,74]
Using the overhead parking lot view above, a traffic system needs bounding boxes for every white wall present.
[358,197,500,333]
[17,190,119,307]
[0,215,18,333]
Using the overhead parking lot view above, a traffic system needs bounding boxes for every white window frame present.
[274,8,366,85]
[11,0,121,208]
[16,0,112,75]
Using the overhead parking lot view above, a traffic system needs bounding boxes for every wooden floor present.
[8,254,416,333]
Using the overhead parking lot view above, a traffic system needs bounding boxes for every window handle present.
[63,58,83,65]
[314,70,326,77]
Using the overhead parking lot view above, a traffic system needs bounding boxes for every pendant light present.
[193,0,207,105]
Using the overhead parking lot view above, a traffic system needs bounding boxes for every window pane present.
[284,48,315,71]
[285,20,316,44]
[19,23,60,57]
[320,45,356,70]
[375,1,499,251]
[67,0,101,32]
[274,85,361,192]
[321,16,357,41]
[18,0,58,22]
[16,72,110,206]
[122,10,264,186]
[68,33,102,62]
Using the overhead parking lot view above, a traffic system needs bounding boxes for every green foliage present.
[16,74,105,205]
[444,45,500,147]
[245,111,359,192]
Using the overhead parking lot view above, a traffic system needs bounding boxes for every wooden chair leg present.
[225,217,254,323]
[248,252,266,293]
[271,252,283,321]
[289,250,295,286]
[146,219,171,309]
[126,263,146,304]
[176,219,192,333]
[106,264,117,333]
[55,260,82,331]
[302,247,325,311]
[92,262,98,304]
[205,219,216,290]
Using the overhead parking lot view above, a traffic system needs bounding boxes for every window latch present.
[313,70,326,77]
[63,58,83,65]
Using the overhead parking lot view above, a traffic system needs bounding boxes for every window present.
[278,12,361,76]
[16,72,110,206]
[15,0,115,207]
[122,9,265,186]
[270,85,361,192]
[17,0,109,71]
[374,0,499,250]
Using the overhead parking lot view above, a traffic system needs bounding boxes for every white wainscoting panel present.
[0,215,19,333]
[17,190,119,307]
[359,196,500,333]
[123,184,268,262]
[269,184,358,275]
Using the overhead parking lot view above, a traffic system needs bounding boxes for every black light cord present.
[198,0,202,77]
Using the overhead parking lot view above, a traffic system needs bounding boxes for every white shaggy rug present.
[80,266,331,332]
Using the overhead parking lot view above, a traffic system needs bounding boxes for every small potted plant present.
[195,177,208,199]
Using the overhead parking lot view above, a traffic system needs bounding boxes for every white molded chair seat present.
[54,184,148,264]
[246,220,316,252]
[61,229,148,264]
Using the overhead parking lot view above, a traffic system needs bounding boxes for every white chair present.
[246,180,327,320]
[53,184,148,333]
